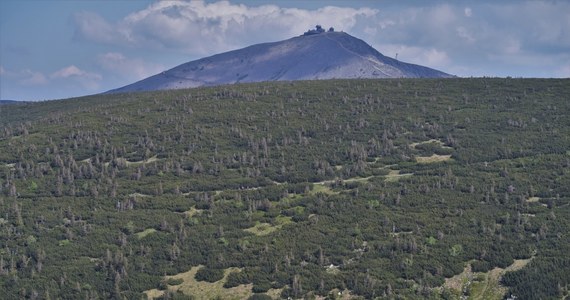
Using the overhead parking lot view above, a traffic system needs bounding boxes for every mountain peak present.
[107,31,454,94]
[302,25,335,36]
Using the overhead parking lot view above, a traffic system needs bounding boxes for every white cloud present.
[1,66,48,86]
[51,65,102,90]
[69,1,570,78]
[456,26,475,43]
[97,52,165,80]
[21,69,48,86]
[73,11,124,44]
[380,44,450,70]
[73,0,378,56]
[52,65,85,78]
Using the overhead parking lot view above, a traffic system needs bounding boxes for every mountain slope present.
[107,32,453,93]
[0,100,19,105]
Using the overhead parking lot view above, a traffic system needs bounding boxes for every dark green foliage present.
[248,294,272,300]
[157,290,195,300]
[166,278,184,286]
[224,271,251,288]
[502,254,570,299]
[0,78,568,299]
[194,267,224,283]
[471,260,491,273]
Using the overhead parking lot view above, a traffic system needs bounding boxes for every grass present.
[443,258,533,300]
[244,216,292,236]
[410,139,452,149]
[144,266,253,300]
[310,183,337,195]
[343,176,374,183]
[128,192,151,198]
[245,222,277,236]
[182,206,203,218]
[103,155,160,168]
[135,228,157,239]
[266,288,284,299]
[415,154,452,164]
[384,170,413,182]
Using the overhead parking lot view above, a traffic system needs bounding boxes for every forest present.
[0,78,569,299]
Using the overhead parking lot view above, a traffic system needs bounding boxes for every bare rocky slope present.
[107,31,453,93]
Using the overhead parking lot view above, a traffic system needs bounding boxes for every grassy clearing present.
[443,258,533,300]
[102,155,160,168]
[245,216,292,236]
[410,139,452,149]
[182,206,203,218]
[310,183,337,195]
[245,222,277,236]
[416,154,452,164]
[323,289,358,300]
[144,266,252,300]
[135,228,157,239]
[343,176,374,183]
[2,163,15,169]
[124,155,159,166]
[384,170,413,182]
[128,192,152,198]
[266,288,284,299]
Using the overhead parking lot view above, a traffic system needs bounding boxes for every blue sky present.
[1,0,569,101]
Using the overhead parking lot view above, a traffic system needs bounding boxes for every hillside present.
[107,31,453,93]
[1,78,569,299]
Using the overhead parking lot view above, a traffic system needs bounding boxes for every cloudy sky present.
[1,0,569,101]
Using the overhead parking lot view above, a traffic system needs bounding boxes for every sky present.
[1,0,569,101]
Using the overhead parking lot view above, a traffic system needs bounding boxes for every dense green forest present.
[0,78,569,299]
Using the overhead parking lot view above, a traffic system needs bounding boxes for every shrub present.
[194,267,224,283]
[248,294,272,300]
[223,271,250,288]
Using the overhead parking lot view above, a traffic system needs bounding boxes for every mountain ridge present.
[107,31,454,93]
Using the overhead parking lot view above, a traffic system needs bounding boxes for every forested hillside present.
[0,78,569,299]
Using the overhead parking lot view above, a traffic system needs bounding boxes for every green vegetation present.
[0,78,569,299]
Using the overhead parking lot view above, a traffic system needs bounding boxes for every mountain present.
[0,100,19,105]
[107,30,453,93]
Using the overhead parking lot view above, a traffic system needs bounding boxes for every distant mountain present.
[0,100,19,105]
[107,29,454,93]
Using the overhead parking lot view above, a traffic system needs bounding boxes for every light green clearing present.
[416,154,452,164]
[144,266,253,300]
[182,206,203,218]
[129,192,151,198]
[244,216,292,236]
[102,155,160,167]
[525,197,548,207]
[311,176,373,190]
[384,170,413,182]
[389,231,413,237]
[310,183,338,195]
[325,264,341,275]
[410,139,453,149]
[343,176,374,183]
[266,288,284,299]
[443,258,533,300]
[135,228,157,239]
[3,163,16,169]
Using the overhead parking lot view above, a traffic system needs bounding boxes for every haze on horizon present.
[1,0,569,101]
